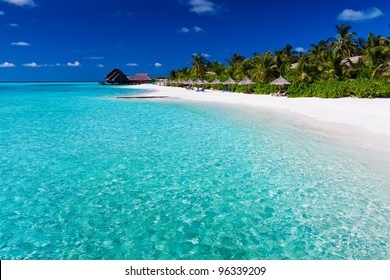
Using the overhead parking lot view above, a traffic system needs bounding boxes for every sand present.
[123,84,390,158]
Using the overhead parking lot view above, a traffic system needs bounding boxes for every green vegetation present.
[167,24,390,98]
[288,78,390,98]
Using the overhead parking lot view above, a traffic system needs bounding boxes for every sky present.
[0,0,389,81]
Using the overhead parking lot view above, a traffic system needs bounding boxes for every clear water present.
[0,82,389,260]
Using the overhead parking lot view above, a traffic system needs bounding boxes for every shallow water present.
[0,83,389,259]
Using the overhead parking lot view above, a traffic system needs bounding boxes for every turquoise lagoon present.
[0,82,389,260]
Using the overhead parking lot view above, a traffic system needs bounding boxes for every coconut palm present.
[250,52,278,83]
[169,70,178,80]
[210,61,226,76]
[274,44,298,77]
[226,53,245,66]
[225,53,247,80]
[361,33,390,77]
[367,46,390,77]
[309,39,331,62]
[323,52,352,80]
[191,53,209,79]
[230,58,253,81]
[331,24,358,58]
[292,56,318,83]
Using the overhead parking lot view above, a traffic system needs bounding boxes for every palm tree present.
[209,61,226,79]
[274,44,299,76]
[307,40,332,72]
[226,53,245,66]
[331,24,358,58]
[366,46,390,78]
[323,52,351,80]
[229,58,253,81]
[225,53,246,80]
[292,56,319,83]
[361,33,390,77]
[190,53,209,79]
[175,67,191,80]
[169,70,178,80]
[250,52,278,83]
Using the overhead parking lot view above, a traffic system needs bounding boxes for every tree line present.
[167,24,390,98]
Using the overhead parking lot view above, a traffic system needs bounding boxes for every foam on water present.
[0,83,389,259]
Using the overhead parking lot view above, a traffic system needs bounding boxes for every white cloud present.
[188,0,220,14]
[179,26,205,34]
[23,62,39,67]
[2,0,36,7]
[22,62,52,68]
[11,41,30,46]
[67,61,80,67]
[338,7,383,21]
[89,56,104,60]
[126,63,139,67]
[193,52,211,58]
[0,62,16,68]
[295,47,307,53]
[8,23,19,27]
[194,26,203,33]
[96,64,104,68]
[179,27,190,33]
[155,63,162,67]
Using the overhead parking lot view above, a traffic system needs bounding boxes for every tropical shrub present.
[253,83,279,94]
[288,78,390,98]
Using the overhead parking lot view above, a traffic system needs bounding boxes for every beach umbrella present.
[185,79,194,85]
[238,77,255,85]
[271,76,291,93]
[222,77,236,85]
[194,79,203,85]
[210,78,222,90]
[202,80,209,85]
[222,77,236,91]
[238,77,255,93]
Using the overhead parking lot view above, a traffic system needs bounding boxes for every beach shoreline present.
[121,84,390,162]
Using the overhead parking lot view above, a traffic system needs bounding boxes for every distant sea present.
[0,82,389,259]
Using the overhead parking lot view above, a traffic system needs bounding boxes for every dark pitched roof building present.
[105,68,129,84]
[103,69,152,85]
[127,73,152,84]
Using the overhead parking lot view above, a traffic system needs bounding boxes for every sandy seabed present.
[123,84,390,163]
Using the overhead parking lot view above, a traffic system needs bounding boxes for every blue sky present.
[0,0,389,81]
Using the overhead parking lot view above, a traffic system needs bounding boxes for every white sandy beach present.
[126,84,390,156]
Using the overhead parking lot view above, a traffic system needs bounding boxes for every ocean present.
[0,82,389,259]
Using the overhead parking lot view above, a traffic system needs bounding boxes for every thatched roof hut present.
[342,56,363,67]
[127,73,152,84]
[104,69,152,85]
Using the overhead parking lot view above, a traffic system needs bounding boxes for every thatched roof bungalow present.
[127,73,152,84]
[103,69,152,85]
[342,56,363,67]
